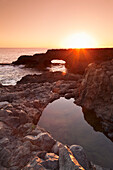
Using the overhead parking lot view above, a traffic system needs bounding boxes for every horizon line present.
[0,46,113,49]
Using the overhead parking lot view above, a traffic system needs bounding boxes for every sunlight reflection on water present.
[0,63,67,85]
[0,65,41,85]
[47,59,67,73]
[51,59,66,64]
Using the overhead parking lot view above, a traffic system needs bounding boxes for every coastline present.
[0,49,113,169]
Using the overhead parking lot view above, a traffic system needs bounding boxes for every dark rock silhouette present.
[13,48,113,74]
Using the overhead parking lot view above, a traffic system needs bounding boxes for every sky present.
[0,0,113,48]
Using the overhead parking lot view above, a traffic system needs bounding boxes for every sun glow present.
[62,32,97,48]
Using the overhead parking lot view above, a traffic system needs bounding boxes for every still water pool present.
[39,97,113,169]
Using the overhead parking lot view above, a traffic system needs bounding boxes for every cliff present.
[75,59,113,140]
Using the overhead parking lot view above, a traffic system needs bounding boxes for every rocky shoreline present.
[12,48,113,74]
[0,72,87,169]
[1,53,113,169]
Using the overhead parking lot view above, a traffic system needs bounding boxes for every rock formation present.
[76,59,113,140]
[1,56,113,169]
[0,72,88,169]
[12,48,113,74]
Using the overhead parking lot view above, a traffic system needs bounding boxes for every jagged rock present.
[17,123,33,135]
[70,145,91,170]
[41,153,59,170]
[0,109,10,118]
[13,49,113,74]
[10,142,32,168]
[41,158,59,170]
[65,92,75,99]
[59,145,84,170]
[27,152,59,170]
[0,148,11,167]
[0,67,111,169]
[0,101,9,109]
[24,132,56,151]
[23,156,46,170]
[49,93,60,103]
[32,112,41,125]
[33,100,43,109]
[45,153,59,160]
[5,116,20,128]
[0,122,11,138]
[52,141,64,155]
[18,110,29,124]
[37,151,47,160]
[108,132,113,138]
[76,60,113,140]
[29,125,45,136]
[0,137,9,147]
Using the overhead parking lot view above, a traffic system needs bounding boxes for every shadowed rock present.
[13,48,113,74]
[75,59,113,141]
[70,145,91,170]
[0,65,112,169]
[24,132,56,152]
[59,145,84,170]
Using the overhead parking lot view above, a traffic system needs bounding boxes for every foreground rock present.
[76,59,113,141]
[0,71,111,169]
[0,72,86,169]
[24,132,56,152]
[59,146,84,170]
[70,145,91,170]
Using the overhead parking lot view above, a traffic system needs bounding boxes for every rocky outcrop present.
[70,145,91,170]
[0,70,112,169]
[0,72,86,169]
[17,71,82,84]
[76,59,113,140]
[12,48,113,74]
[59,145,84,170]
[24,132,56,152]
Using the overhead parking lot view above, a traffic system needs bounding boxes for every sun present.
[62,32,97,48]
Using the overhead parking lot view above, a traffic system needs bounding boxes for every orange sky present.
[0,0,113,48]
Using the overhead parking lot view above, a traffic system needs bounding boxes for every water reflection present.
[51,59,66,64]
[38,97,113,168]
[48,65,67,73]
[47,59,67,73]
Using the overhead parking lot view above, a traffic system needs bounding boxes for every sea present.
[0,48,47,85]
[0,48,67,85]
[1,48,113,168]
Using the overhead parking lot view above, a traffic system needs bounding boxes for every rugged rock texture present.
[76,59,113,140]
[12,48,113,74]
[0,70,112,169]
[59,145,84,170]
[24,132,56,152]
[70,145,91,170]
[0,72,87,169]
[17,71,82,84]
